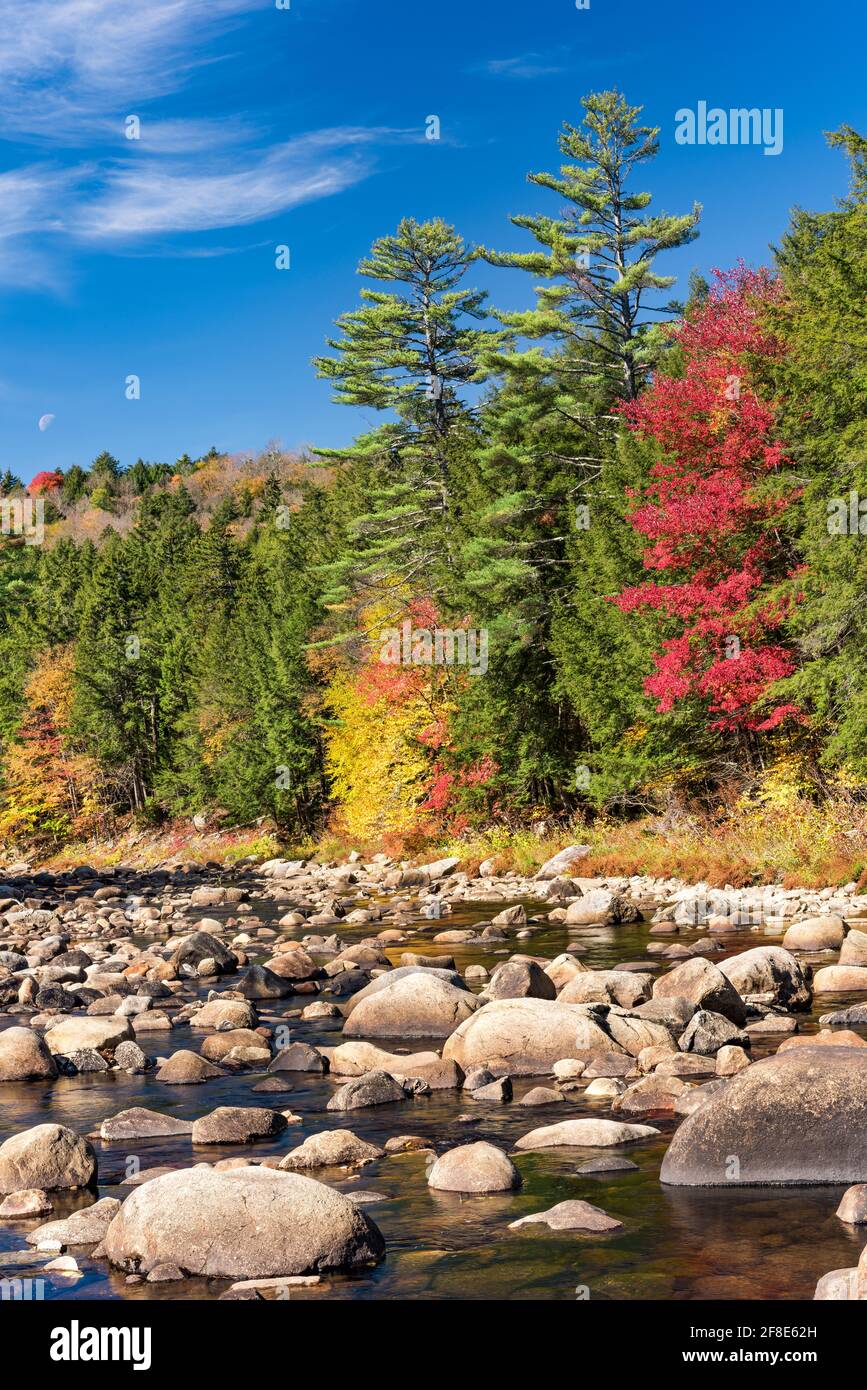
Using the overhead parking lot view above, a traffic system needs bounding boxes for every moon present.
[38,413,55,432]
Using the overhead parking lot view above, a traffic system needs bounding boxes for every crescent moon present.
[38,413,56,432]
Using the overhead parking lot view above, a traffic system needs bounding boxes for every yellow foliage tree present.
[0,647,103,846]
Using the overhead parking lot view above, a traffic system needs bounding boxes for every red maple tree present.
[614,266,800,733]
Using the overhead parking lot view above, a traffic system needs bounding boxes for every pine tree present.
[314,218,497,618]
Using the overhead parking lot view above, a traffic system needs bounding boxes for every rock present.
[553,1059,586,1080]
[427,1142,521,1193]
[544,954,589,990]
[325,1042,462,1090]
[101,1166,384,1277]
[509,1199,622,1233]
[535,845,590,879]
[840,929,867,967]
[716,1045,752,1076]
[384,1135,429,1153]
[660,1047,867,1186]
[490,904,527,928]
[27,1196,121,1247]
[470,1077,512,1102]
[819,1004,867,1026]
[814,1267,859,1300]
[678,1010,750,1056]
[192,998,258,1031]
[719,946,812,1011]
[519,1086,563,1106]
[100,1108,194,1141]
[836,1184,867,1224]
[486,959,556,1001]
[612,1076,687,1115]
[0,1124,97,1194]
[0,1188,53,1218]
[781,915,846,952]
[326,1070,408,1111]
[344,971,479,1040]
[268,1042,327,1074]
[418,856,460,879]
[155,1050,225,1085]
[514,1119,659,1151]
[652,958,746,1026]
[777,1029,867,1051]
[191,1106,287,1144]
[812,965,867,992]
[584,1077,625,1098]
[576,1156,637,1174]
[44,1016,133,1056]
[443,997,600,1076]
[201,1029,270,1063]
[0,1026,58,1081]
[238,964,295,999]
[301,1001,341,1021]
[674,1078,730,1116]
[558,970,653,1010]
[278,1130,384,1169]
[564,890,642,926]
[171,931,237,975]
[114,1041,151,1073]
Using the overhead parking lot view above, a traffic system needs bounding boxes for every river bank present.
[1,848,866,1301]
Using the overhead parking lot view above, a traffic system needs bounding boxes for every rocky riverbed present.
[1,846,866,1301]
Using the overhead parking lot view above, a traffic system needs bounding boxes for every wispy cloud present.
[74,130,386,240]
[476,52,567,80]
[0,2,411,288]
[0,0,259,140]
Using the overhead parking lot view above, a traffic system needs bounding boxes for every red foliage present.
[28,470,64,495]
[613,266,800,732]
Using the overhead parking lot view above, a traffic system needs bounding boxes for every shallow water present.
[2,895,865,1301]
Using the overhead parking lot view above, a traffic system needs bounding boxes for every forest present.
[1,91,866,881]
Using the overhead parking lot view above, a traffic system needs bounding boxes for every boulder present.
[191,998,257,1031]
[836,1184,867,1224]
[781,915,846,953]
[812,965,867,993]
[238,964,295,1000]
[514,1118,659,1151]
[191,1107,287,1145]
[0,1026,58,1081]
[558,970,652,1010]
[278,1130,384,1170]
[660,1047,867,1186]
[718,946,812,1011]
[268,1042,327,1074]
[344,972,479,1040]
[678,1010,750,1056]
[100,1108,194,1141]
[509,1199,622,1233]
[26,1196,121,1248]
[0,1188,53,1218]
[840,929,867,967]
[427,1142,520,1193]
[44,1016,133,1056]
[0,1124,96,1194]
[200,1029,270,1063]
[171,931,237,975]
[101,1166,384,1277]
[535,845,590,880]
[564,890,642,926]
[325,1042,462,1089]
[155,1050,225,1085]
[652,958,746,1026]
[485,959,556,1001]
[443,997,601,1076]
[326,1070,408,1111]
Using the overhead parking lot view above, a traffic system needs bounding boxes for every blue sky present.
[1,0,864,484]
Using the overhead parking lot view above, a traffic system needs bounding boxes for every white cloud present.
[0,0,260,138]
[75,131,380,239]
[479,53,566,80]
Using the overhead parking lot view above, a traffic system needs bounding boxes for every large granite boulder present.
[660,1047,867,1186]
